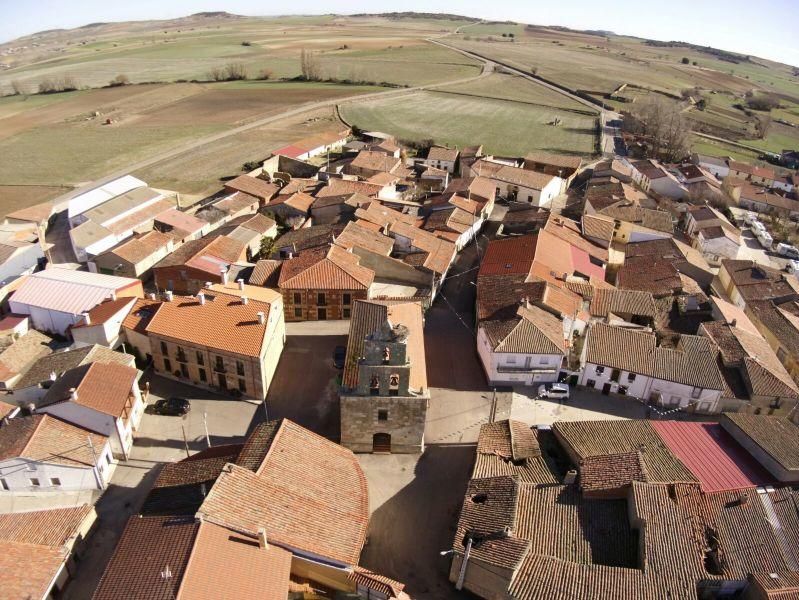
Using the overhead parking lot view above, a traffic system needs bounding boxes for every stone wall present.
[340,394,428,454]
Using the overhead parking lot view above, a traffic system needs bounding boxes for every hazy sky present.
[3,0,798,67]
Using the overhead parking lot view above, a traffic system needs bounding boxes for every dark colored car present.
[152,397,191,416]
[333,345,347,370]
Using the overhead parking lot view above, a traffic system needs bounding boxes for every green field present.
[341,81,597,157]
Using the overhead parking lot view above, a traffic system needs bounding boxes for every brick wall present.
[154,266,223,295]
[281,288,367,321]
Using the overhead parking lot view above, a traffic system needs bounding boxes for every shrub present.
[746,94,780,111]
[681,57,690,64]
[241,41,252,46]
[256,68,273,81]
[242,160,261,171]
[108,74,129,87]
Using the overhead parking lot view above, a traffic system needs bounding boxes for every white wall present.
[650,176,688,199]
[7,304,81,336]
[699,162,729,180]
[0,444,112,492]
[0,244,43,283]
[477,327,562,386]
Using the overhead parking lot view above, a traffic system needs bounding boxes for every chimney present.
[49,371,57,381]
[731,318,737,327]
[69,387,78,401]
[257,528,268,549]
[739,492,749,506]
[287,251,293,260]
[205,281,213,289]
[165,290,174,302]
[220,267,228,285]
[563,469,578,485]
[241,296,248,305]
[237,278,245,290]
[197,292,206,306]
[82,312,91,326]
[148,292,157,301]
[257,311,266,325]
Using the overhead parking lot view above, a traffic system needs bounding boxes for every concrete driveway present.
[511,386,651,425]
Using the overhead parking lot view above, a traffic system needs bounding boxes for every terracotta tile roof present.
[355,202,418,229]
[722,259,799,303]
[45,360,137,416]
[315,179,383,201]
[335,221,394,256]
[701,321,799,398]
[729,161,776,180]
[122,297,162,334]
[749,299,799,355]
[0,414,107,467]
[747,571,799,598]
[525,151,582,171]
[0,541,65,600]
[387,221,455,275]
[479,235,537,277]
[145,291,272,358]
[0,329,54,379]
[211,191,259,217]
[93,515,200,600]
[473,421,559,484]
[266,191,315,214]
[481,304,565,354]
[155,208,208,237]
[617,257,682,297]
[154,235,243,275]
[544,216,609,263]
[6,201,54,224]
[103,230,172,265]
[426,146,459,162]
[585,323,725,391]
[197,419,369,565]
[581,213,615,243]
[343,299,426,391]
[476,273,543,320]
[712,296,760,335]
[349,567,409,600]
[492,163,557,190]
[349,150,401,174]
[179,521,292,600]
[224,175,279,200]
[590,288,656,319]
[273,223,343,254]
[553,420,698,483]
[444,176,495,203]
[599,204,674,233]
[721,413,799,472]
[0,505,92,547]
[278,244,374,290]
[72,296,137,329]
[228,212,276,235]
[579,451,649,493]
[249,259,283,287]
[367,171,400,186]
[15,344,132,390]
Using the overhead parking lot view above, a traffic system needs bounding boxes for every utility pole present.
[202,412,211,448]
[180,424,190,459]
[489,388,497,423]
[87,435,104,490]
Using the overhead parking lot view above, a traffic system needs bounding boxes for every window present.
[770,398,782,409]
[0,479,8,490]
[176,346,186,361]
[238,379,246,392]
[29,478,40,487]
[317,292,327,306]
[196,351,204,366]
[343,293,352,306]
[539,356,548,364]
[691,388,701,399]
[377,409,388,421]
[180,363,188,378]
[586,379,596,388]
[294,308,303,318]
[236,361,245,376]
[105,453,112,466]
[595,366,605,375]
[199,368,207,382]
[618,386,628,395]
[628,373,637,382]
[215,356,225,372]
[160,341,168,355]
[50,478,61,487]
[343,308,351,319]
[610,369,620,383]
[293,292,302,304]
[163,358,172,373]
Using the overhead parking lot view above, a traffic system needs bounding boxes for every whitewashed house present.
[0,414,113,492]
[691,154,730,180]
[478,303,566,386]
[420,146,460,174]
[35,362,143,459]
[579,323,725,413]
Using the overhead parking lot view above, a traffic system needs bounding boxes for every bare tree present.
[207,66,225,82]
[756,114,772,139]
[10,80,24,96]
[224,62,247,81]
[109,74,130,87]
[300,49,322,81]
[635,96,691,162]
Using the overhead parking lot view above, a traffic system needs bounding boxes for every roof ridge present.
[254,419,285,476]
[17,414,45,459]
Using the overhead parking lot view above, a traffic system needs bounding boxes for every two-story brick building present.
[340,299,428,454]
[278,244,374,321]
[135,286,285,400]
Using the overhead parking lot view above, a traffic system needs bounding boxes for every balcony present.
[496,365,557,374]
[213,364,227,374]
[176,352,187,363]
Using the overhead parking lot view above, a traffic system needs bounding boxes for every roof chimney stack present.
[220,267,228,286]
[148,292,157,301]
[165,290,174,302]
[205,281,213,289]
[731,319,737,327]
[257,311,266,325]
[197,292,206,306]
[241,296,248,305]
[257,528,268,549]
[69,388,78,401]
[49,371,57,381]
[82,312,91,326]
[237,278,245,290]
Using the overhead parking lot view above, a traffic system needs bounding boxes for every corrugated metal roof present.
[10,268,139,315]
[68,175,146,219]
[652,421,772,493]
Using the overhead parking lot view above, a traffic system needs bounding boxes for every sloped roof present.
[335,221,394,256]
[0,414,107,467]
[40,362,138,418]
[721,413,799,472]
[145,291,272,358]
[249,259,283,287]
[0,505,93,547]
[102,231,172,265]
[14,344,131,390]
[224,175,279,200]
[197,419,369,566]
[473,421,559,484]
[481,304,565,354]
[349,150,401,174]
[590,288,656,319]
[71,296,137,330]
[277,244,374,290]
[10,267,140,315]
[266,191,315,214]
[426,146,459,162]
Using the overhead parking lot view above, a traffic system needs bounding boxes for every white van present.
[751,220,766,234]
[757,231,773,248]
[777,243,799,259]
[787,260,799,274]
[744,211,758,226]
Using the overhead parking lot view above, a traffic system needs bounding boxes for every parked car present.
[751,220,766,234]
[152,397,191,416]
[538,383,570,400]
[787,260,799,274]
[743,211,758,226]
[756,230,773,249]
[777,243,799,259]
[333,345,347,370]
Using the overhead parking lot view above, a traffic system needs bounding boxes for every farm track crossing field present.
[0,185,72,217]
[341,88,597,157]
